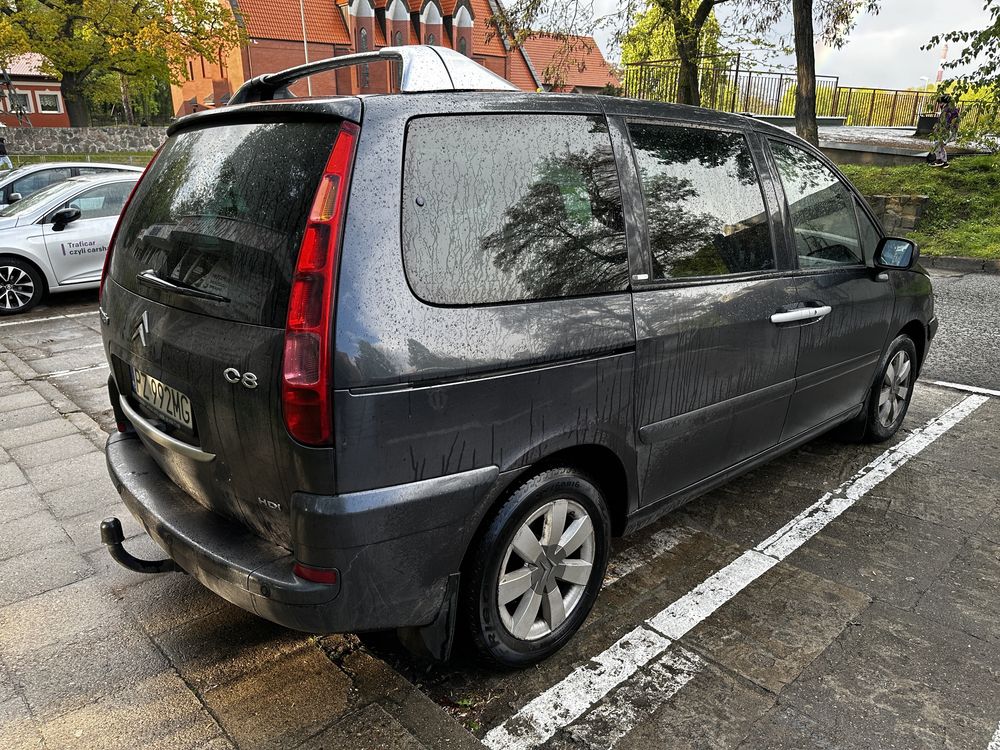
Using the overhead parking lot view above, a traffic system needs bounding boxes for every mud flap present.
[397,573,460,662]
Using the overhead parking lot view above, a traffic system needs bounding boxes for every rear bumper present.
[106,432,498,633]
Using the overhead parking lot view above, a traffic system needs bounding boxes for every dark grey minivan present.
[100,47,935,666]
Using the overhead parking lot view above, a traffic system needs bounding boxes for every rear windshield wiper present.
[136,269,230,304]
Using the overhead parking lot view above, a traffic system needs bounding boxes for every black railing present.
[623,54,995,130]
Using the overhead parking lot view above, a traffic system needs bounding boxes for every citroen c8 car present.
[99,46,935,666]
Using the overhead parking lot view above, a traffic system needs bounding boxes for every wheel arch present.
[898,319,928,376]
[0,251,52,295]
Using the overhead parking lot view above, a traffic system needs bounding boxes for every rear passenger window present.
[402,114,626,305]
[628,123,774,279]
[770,141,864,268]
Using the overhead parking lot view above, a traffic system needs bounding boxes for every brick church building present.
[171,0,616,115]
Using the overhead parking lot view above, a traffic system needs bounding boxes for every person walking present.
[0,137,12,171]
[930,94,961,168]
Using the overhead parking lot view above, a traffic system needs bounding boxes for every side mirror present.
[51,206,81,230]
[8,192,21,203]
[875,237,919,271]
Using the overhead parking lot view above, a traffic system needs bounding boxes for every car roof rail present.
[229,45,518,105]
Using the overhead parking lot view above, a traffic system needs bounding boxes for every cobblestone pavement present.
[1,277,998,750]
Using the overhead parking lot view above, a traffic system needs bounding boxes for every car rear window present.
[402,114,627,306]
[110,120,340,328]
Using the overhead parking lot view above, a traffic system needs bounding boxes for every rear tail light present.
[99,149,163,303]
[292,562,339,585]
[282,122,359,445]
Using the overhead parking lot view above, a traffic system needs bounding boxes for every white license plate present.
[131,368,193,430]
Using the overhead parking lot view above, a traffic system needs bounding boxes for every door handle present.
[770,305,832,324]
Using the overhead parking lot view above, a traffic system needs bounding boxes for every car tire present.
[0,256,43,315]
[462,467,610,667]
[862,334,918,443]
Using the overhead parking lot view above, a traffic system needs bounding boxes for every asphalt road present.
[921,269,1000,390]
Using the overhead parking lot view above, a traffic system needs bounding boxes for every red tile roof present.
[3,53,54,79]
[520,34,618,90]
[236,0,352,45]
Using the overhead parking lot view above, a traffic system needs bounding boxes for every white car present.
[0,161,142,209]
[0,173,139,314]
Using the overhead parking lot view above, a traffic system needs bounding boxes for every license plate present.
[131,367,193,430]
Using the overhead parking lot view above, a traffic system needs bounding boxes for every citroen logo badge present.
[132,311,150,348]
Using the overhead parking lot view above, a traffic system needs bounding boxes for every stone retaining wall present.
[865,194,930,235]
[2,126,167,154]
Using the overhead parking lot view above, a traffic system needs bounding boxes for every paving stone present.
[0,388,44,413]
[684,562,870,694]
[866,456,1000,533]
[0,404,58,431]
[736,702,843,749]
[579,656,776,750]
[0,509,69,562]
[914,535,1000,644]
[10,433,99,469]
[25,450,107,495]
[0,418,78,450]
[783,507,967,610]
[61,500,141,552]
[116,569,227,637]
[780,602,1000,750]
[298,703,426,750]
[0,695,45,750]
[377,678,490,750]
[27,349,107,376]
[0,543,92,607]
[201,646,353,750]
[153,605,310,691]
[0,460,27,490]
[39,671,224,750]
[12,624,168,720]
[0,661,14,703]
[979,505,1000,545]
[0,577,122,661]
[44,475,119,520]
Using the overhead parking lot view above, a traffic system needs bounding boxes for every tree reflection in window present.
[402,114,627,304]
[629,124,775,279]
[770,141,863,267]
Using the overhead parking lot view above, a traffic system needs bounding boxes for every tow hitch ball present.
[100,517,184,575]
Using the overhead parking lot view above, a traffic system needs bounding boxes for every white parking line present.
[930,380,1000,398]
[484,394,989,750]
[989,721,1000,750]
[0,311,96,328]
[43,363,109,379]
[563,647,703,749]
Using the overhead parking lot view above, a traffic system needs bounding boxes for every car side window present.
[13,168,71,199]
[62,182,134,221]
[628,123,775,280]
[402,113,627,305]
[770,141,863,268]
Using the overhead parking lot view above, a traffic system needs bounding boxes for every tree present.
[500,0,878,142]
[0,1,243,126]
[928,2,1000,94]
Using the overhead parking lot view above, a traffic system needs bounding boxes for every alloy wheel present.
[0,265,34,312]
[878,349,912,427]
[496,498,595,641]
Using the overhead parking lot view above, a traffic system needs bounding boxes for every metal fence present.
[623,54,996,130]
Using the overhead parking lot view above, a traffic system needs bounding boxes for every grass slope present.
[842,155,1000,259]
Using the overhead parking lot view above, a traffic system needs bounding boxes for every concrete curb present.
[924,255,1000,274]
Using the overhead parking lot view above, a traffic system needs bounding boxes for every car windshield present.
[0,181,70,217]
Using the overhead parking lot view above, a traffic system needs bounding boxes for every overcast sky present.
[592,0,994,90]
